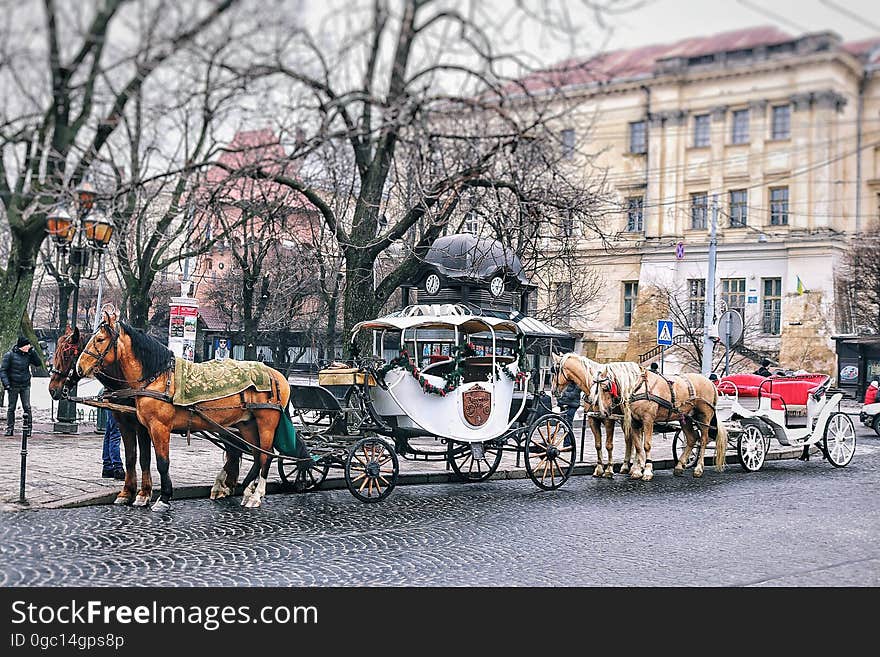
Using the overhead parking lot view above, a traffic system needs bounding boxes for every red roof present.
[511,26,879,94]
[512,26,793,93]
[844,36,880,65]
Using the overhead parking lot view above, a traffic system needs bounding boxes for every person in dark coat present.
[1,336,42,436]
[754,358,773,378]
[557,381,581,447]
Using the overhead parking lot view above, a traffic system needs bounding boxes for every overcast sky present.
[520,0,880,64]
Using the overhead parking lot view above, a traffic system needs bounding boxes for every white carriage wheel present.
[823,412,856,468]
[737,424,766,472]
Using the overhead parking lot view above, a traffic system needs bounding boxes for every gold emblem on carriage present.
[462,384,492,427]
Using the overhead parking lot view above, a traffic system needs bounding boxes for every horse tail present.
[711,412,727,472]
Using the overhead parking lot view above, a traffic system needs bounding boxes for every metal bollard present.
[19,415,31,505]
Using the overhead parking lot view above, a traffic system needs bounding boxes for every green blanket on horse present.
[172,357,274,406]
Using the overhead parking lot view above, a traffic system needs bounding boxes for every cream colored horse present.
[594,365,727,481]
[550,352,633,478]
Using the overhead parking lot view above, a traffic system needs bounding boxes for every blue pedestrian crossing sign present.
[657,320,674,346]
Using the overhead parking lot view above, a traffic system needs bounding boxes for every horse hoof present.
[630,470,643,480]
[243,496,262,508]
[151,500,170,512]
[132,495,150,507]
[210,486,231,500]
[673,467,684,477]
[113,495,132,506]
[693,470,703,478]
[603,467,614,479]
[620,464,630,475]
[592,465,604,477]
[642,470,654,482]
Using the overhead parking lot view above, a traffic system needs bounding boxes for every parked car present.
[860,402,880,436]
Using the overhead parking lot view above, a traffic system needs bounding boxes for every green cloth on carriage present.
[172,357,274,406]
[273,412,301,457]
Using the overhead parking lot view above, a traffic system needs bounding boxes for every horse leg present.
[590,417,604,477]
[148,426,173,512]
[133,425,153,507]
[114,415,138,505]
[674,425,698,476]
[693,420,709,478]
[244,410,277,508]
[628,424,644,479]
[235,421,262,505]
[620,423,632,475]
[603,419,615,477]
[641,417,655,481]
[211,448,241,500]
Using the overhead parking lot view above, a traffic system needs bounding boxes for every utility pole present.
[701,195,718,376]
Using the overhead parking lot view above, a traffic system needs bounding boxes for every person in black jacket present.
[556,381,582,447]
[754,358,773,378]
[1,336,42,436]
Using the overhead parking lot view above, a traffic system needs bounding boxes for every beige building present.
[522,26,880,372]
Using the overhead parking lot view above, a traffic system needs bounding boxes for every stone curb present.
[51,447,805,509]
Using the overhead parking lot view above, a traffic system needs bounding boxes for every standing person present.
[101,411,125,479]
[649,362,659,374]
[865,379,879,406]
[1,336,42,436]
[556,380,581,448]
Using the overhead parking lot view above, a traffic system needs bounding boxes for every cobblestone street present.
[2,432,878,587]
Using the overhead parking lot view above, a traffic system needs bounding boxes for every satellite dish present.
[717,310,744,346]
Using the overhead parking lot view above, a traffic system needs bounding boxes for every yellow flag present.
[796,276,805,295]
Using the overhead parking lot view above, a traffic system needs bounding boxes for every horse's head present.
[550,351,575,397]
[76,310,122,378]
[592,368,620,418]
[49,325,83,401]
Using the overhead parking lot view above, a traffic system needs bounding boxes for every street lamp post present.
[46,180,114,434]
[701,194,719,377]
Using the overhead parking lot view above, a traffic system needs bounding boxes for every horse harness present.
[628,371,714,425]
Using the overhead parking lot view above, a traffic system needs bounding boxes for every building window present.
[464,211,479,235]
[626,197,644,232]
[762,277,782,335]
[690,192,708,229]
[688,278,706,326]
[721,278,746,319]
[731,109,749,144]
[554,282,572,326]
[771,104,790,140]
[623,281,639,328]
[693,114,710,148]
[629,121,646,154]
[769,187,789,226]
[559,211,574,237]
[729,189,748,227]
[561,128,575,159]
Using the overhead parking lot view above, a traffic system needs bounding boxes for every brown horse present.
[550,352,633,478]
[74,311,291,510]
[49,325,156,506]
[594,364,727,481]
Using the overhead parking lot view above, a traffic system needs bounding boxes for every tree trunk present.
[127,288,153,331]
[0,224,42,355]
[342,250,378,356]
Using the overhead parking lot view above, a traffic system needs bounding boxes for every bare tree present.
[838,224,880,335]
[224,0,619,346]
[0,0,241,349]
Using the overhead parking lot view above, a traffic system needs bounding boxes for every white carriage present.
[284,304,576,502]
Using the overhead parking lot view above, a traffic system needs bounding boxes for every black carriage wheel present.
[524,414,576,491]
[671,430,700,470]
[345,437,399,503]
[822,412,856,468]
[277,456,330,493]
[447,440,504,482]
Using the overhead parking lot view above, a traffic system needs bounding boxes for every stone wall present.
[624,284,670,363]
[777,290,836,374]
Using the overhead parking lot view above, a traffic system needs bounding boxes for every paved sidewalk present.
[0,412,808,511]
[3,378,858,510]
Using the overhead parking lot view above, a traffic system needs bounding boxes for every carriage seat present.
[420,355,515,383]
[716,373,766,397]
[762,379,827,427]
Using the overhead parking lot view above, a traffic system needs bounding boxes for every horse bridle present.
[78,322,120,378]
[50,338,81,379]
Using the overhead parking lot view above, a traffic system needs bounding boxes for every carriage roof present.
[351,305,522,337]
